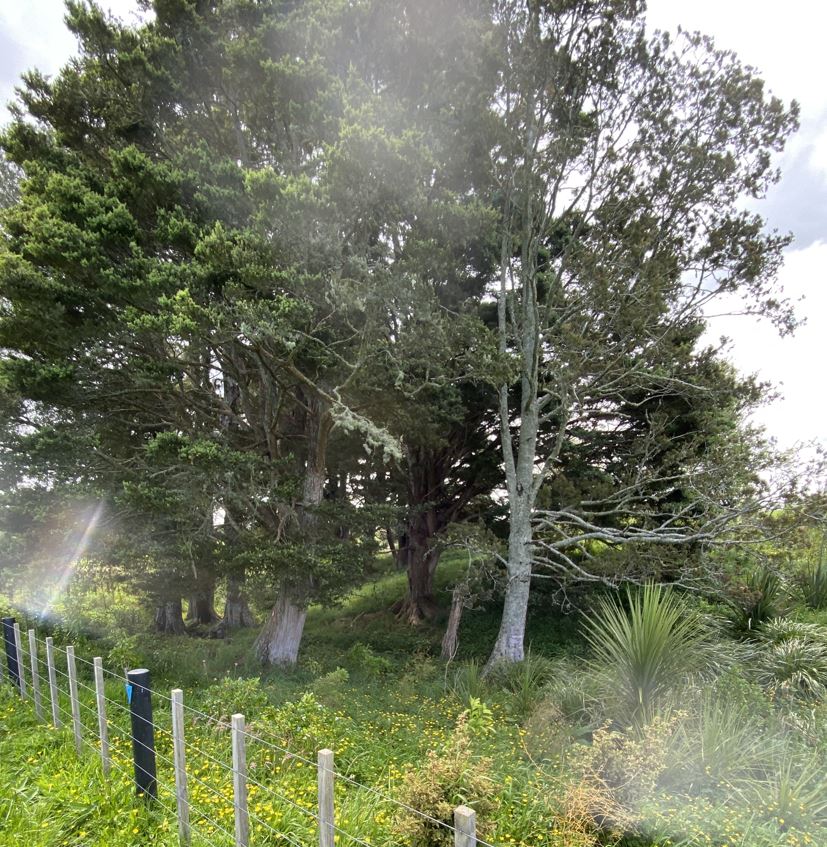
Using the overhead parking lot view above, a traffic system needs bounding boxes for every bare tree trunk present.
[253,590,308,665]
[440,583,468,661]
[223,572,256,629]
[485,514,532,667]
[155,598,186,635]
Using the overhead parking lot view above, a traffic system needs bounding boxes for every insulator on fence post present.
[231,713,249,847]
[28,630,43,720]
[171,689,191,846]
[2,617,21,691]
[454,805,477,847]
[45,637,62,727]
[318,748,335,847]
[93,658,110,775]
[13,623,27,699]
[66,646,83,755]
[127,668,157,799]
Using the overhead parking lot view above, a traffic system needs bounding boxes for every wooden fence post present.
[454,805,476,847]
[28,630,43,720]
[318,748,335,847]
[93,658,110,775]
[13,623,27,699]
[45,637,62,728]
[66,646,83,755]
[231,713,249,847]
[171,689,191,846]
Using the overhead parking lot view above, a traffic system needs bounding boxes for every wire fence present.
[0,615,489,847]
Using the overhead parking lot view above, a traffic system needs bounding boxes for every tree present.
[483,1,798,666]
[0,0,497,663]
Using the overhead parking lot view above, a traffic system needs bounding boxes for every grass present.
[2,560,827,847]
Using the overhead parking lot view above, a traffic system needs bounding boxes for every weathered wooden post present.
[454,805,476,847]
[13,623,27,699]
[93,658,110,775]
[231,713,249,847]
[2,617,21,692]
[318,748,335,847]
[127,668,157,799]
[66,646,83,755]
[28,630,43,720]
[45,636,62,727]
[171,688,191,846]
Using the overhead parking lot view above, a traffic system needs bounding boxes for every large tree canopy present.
[0,0,801,666]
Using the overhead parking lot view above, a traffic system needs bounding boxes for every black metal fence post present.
[2,617,21,691]
[127,668,157,799]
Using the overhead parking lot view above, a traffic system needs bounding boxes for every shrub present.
[449,659,486,706]
[757,637,827,701]
[200,676,271,722]
[392,709,496,847]
[563,712,681,838]
[727,568,785,636]
[344,642,392,676]
[492,649,553,720]
[582,583,706,726]
[310,667,349,705]
[799,560,827,610]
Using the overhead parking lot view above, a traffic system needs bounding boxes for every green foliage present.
[392,710,496,847]
[200,676,271,722]
[344,642,392,677]
[310,667,350,706]
[448,659,486,706]
[756,637,827,701]
[799,560,827,610]
[492,649,554,720]
[727,568,785,636]
[583,584,707,726]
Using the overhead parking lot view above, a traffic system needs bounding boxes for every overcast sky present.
[1,0,824,458]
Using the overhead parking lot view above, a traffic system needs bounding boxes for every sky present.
[0,0,824,458]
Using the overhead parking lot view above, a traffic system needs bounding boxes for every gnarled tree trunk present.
[394,534,441,624]
[186,570,219,625]
[223,572,256,629]
[154,598,186,635]
[253,589,308,665]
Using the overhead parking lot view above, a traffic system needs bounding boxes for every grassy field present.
[2,556,827,847]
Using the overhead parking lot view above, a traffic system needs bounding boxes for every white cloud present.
[1,0,144,122]
[705,241,827,451]
[646,0,827,115]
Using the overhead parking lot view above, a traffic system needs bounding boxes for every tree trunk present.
[154,598,186,635]
[485,502,532,669]
[440,584,468,661]
[254,392,332,666]
[253,589,308,666]
[394,537,441,624]
[187,588,219,625]
[186,570,219,625]
[223,573,256,629]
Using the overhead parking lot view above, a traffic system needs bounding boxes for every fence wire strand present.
[6,627,500,847]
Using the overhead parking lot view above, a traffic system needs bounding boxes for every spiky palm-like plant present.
[800,560,827,610]
[583,583,706,727]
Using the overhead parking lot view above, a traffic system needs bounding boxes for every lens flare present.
[38,501,105,619]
